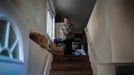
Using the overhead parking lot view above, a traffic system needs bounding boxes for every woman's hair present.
[64,16,70,21]
[30,32,48,49]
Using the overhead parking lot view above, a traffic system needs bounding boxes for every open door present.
[0,16,25,75]
[0,1,29,75]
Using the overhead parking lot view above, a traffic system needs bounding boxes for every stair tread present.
[53,55,89,59]
[51,68,92,71]
[53,56,90,63]
[52,61,90,65]
[51,55,93,75]
[53,59,90,63]
[52,64,91,69]
[51,70,93,75]
[51,70,93,72]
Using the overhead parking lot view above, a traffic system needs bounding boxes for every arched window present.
[0,16,24,63]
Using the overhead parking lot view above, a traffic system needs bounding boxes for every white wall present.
[13,0,53,75]
[107,0,134,62]
[87,0,112,63]
[97,64,115,75]
[87,0,134,64]
[86,0,134,75]
[12,0,47,34]
[0,0,50,75]
[29,39,52,75]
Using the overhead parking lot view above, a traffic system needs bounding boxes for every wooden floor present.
[50,55,93,75]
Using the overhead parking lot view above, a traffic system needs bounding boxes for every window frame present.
[46,0,55,41]
[0,16,24,64]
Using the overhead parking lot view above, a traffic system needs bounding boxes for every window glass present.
[0,20,7,47]
[46,2,55,41]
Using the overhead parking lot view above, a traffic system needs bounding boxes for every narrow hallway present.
[50,55,93,75]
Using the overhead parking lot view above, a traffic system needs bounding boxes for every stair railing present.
[84,28,97,59]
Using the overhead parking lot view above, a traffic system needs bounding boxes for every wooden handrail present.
[84,28,97,59]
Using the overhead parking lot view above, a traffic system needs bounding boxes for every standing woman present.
[61,16,75,55]
[61,16,74,40]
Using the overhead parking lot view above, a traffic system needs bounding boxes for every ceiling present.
[54,0,96,29]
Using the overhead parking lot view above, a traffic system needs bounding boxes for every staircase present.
[50,55,93,75]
